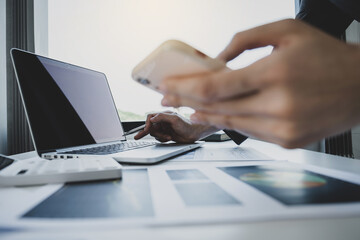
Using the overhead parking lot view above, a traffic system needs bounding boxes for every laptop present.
[10,48,202,164]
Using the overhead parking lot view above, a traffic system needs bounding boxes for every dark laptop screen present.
[11,49,125,154]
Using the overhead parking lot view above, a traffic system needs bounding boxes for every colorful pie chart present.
[240,171,327,189]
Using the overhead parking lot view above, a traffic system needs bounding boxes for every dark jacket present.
[297,0,360,38]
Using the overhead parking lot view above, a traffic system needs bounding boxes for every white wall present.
[34,0,48,55]
[0,0,7,155]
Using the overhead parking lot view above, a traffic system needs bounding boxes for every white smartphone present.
[132,40,228,92]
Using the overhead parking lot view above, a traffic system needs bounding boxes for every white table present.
[2,138,360,240]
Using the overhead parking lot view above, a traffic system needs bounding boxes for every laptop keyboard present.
[62,141,156,155]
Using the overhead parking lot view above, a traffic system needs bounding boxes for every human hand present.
[134,111,218,143]
[159,19,360,148]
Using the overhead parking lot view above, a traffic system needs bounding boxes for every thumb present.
[217,19,295,62]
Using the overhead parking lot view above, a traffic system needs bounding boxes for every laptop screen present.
[11,49,125,154]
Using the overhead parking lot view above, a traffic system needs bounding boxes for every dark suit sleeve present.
[296,0,356,38]
[330,0,360,22]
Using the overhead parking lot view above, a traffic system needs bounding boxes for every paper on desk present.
[0,183,62,221]
[170,146,273,162]
[149,161,360,225]
[0,157,63,222]
[1,161,360,230]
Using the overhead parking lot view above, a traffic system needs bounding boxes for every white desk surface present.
[3,138,360,240]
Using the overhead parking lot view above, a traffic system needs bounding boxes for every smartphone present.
[132,40,228,92]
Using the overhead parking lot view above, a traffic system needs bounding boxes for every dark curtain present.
[6,0,35,155]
